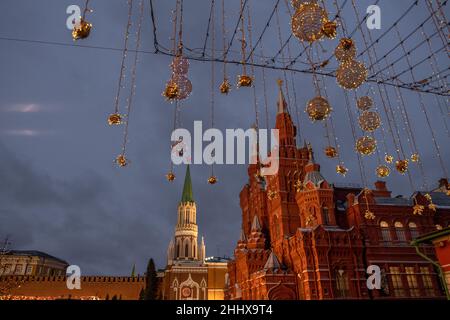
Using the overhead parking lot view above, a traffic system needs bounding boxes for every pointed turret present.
[263,251,282,271]
[181,165,194,203]
[239,229,247,242]
[277,79,288,114]
[251,215,262,232]
[275,80,297,147]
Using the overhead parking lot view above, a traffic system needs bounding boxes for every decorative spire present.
[276,79,287,114]
[181,165,194,203]
[239,229,247,242]
[131,263,136,277]
[263,251,281,271]
[251,215,262,232]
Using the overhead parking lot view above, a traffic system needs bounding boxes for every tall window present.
[405,267,420,297]
[185,244,189,257]
[394,221,407,243]
[323,207,329,225]
[420,267,435,296]
[380,221,391,244]
[335,270,349,298]
[390,267,405,297]
[409,222,419,239]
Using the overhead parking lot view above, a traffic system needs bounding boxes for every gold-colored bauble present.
[324,146,338,158]
[290,0,310,9]
[170,55,190,75]
[355,136,377,155]
[357,96,373,111]
[237,74,253,87]
[306,96,332,121]
[334,38,356,62]
[291,2,327,43]
[267,190,278,200]
[358,111,381,132]
[166,172,175,182]
[162,82,179,101]
[376,165,390,178]
[115,154,128,167]
[413,204,424,215]
[108,113,122,125]
[208,176,218,184]
[219,79,231,94]
[411,153,420,162]
[364,210,375,220]
[72,19,92,40]
[385,154,394,164]
[336,164,348,176]
[336,59,368,90]
[322,21,337,39]
[395,159,409,174]
[171,74,192,100]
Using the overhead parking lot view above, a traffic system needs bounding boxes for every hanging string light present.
[116,0,145,168]
[72,0,92,40]
[358,111,381,132]
[219,0,231,94]
[336,59,368,90]
[208,0,217,185]
[334,38,356,62]
[363,188,375,220]
[109,0,133,126]
[412,196,425,215]
[291,2,327,43]
[237,0,253,88]
[356,96,373,111]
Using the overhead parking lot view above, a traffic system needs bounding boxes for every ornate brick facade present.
[226,85,450,300]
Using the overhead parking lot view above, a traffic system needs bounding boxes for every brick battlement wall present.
[0,275,145,300]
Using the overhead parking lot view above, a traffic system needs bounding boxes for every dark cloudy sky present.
[0,0,448,275]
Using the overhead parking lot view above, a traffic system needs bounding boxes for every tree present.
[139,288,145,300]
[143,258,158,300]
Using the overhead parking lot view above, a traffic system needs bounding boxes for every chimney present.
[438,178,448,189]
[373,180,391,197]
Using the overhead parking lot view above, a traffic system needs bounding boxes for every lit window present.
[405,267,420,297]
[420,267,434,296]
[389,266,405,297]
[380,221,391,244]
[394,221,407,243]
[408,222,419,239]
[26,265,33,274]
[15,264,23,274]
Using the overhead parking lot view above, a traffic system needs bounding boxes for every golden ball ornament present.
[171,74,192,100]
[115,154,128,167]
[336,59,368,90]
[291,2,327,43]
[411,153,420,162]
[166,172,175,182]
[170,55,190,75]
[108,113,122,126]
[376,165,390,178]
[321,20,337,39]
[395,159,409,174]
[208,176,218,184]
[72,19,92,40]
[162,81,179,101]
[413,204,424,215]
[355,136,377,155]
[219,78,231,94]
[324,146,338,158]
[364,210,376,220]
[357,96,373,111]
[306,96,332,121]
[237,74,253,88]
[358,111,381,132]
[336,164,348,176]
[290,0,311,9]
[385,154,394,164]
[334,38,356,62]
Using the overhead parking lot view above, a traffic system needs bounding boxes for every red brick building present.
[226,85,450,300]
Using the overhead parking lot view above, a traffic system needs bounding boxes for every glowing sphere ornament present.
[166,171,175,182]
[334,38,356,62]
[321,21,337,39]
[355,136,377,155]
[336,164,348,176]
[208,176,218,184]
[162,81,179,101]
[385,154,394,164]
[376,165,390,178]
[115,154,128,167]
[72,19,92,40]
[411,153,420,162]
[291,2,327,43]
[358,111,381,132]
[357,96,373,111]
[171,74,192,100]
[237,75,253,88]
[219,79,231,94]
[108,113,122,125]
[395,159,409,174]
[324,146,338,158]
[306,96,332,121]
[336,59,368,90]
[290,0,309,9]
[170,56,190,75]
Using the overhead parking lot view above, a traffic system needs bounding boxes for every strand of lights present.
[116,0,145,167]
[237,0,252,88]
[219,0,230,94]
[425,0,449,58]
[208,0,217,185]
[246,1,260,131]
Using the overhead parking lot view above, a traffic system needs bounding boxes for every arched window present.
[323,207,329,225]
[335,269,349,298]
[395,221,406,243]
[408,222,419,239]
[185,244,189,257]
[380,221,391,243]
[177,243,180,257]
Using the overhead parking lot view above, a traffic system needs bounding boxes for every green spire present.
[181,165,194,203]
[131,263,136,277]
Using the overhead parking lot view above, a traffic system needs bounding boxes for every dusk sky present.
[0,0,448,275]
